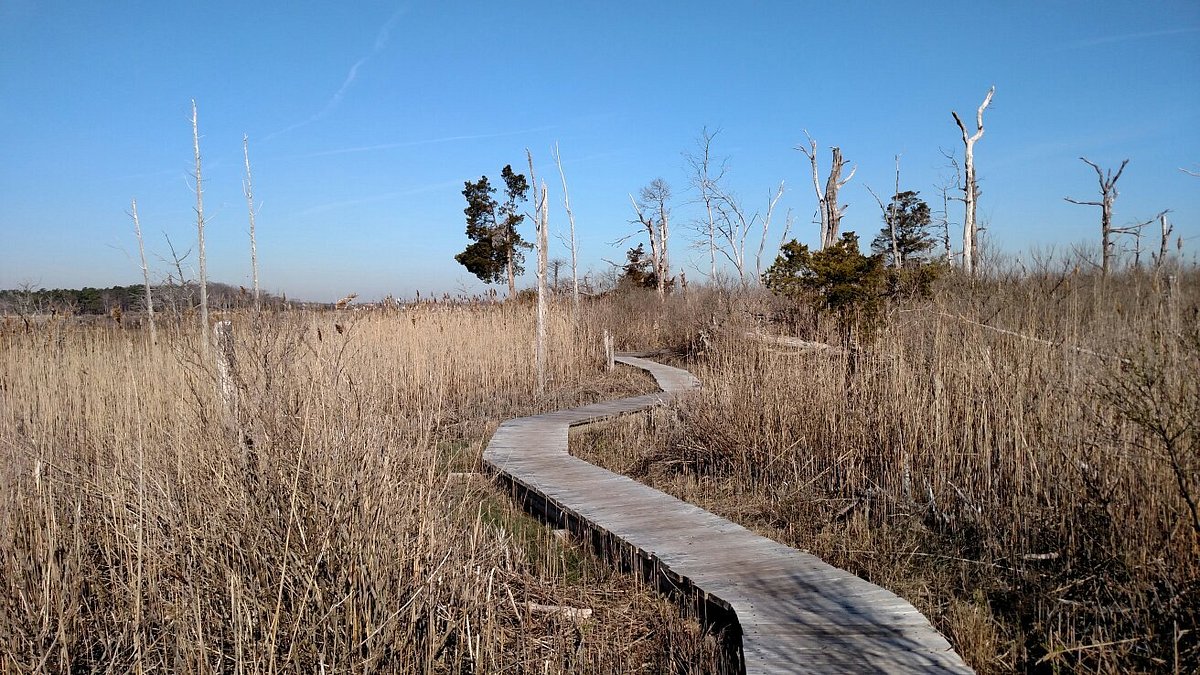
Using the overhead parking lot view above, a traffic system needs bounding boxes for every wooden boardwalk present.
[482,354,972,674]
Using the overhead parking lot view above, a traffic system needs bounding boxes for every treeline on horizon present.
[0,281,294,316]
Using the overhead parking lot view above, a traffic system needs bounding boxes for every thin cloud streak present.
[300,125,557,159]
[263,4,409,141]
[1056,26,1199,50]
[293,179,462,217]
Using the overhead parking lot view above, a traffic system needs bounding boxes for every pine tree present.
[870,190,935,267]
[763,232,887,346]
[454,165,530,297]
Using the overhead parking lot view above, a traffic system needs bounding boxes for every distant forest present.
[0,282,293,316]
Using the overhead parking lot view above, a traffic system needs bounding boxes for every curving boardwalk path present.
[483,354,972,674]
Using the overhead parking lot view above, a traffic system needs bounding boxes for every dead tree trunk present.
[937,181,953,262]
[130,198,156,343]
[535,182,549,395]
[242,135,260,309]
[754,182,786,284]
[951,86,994,275]
[686,127,725,280]
[888,155,902,267]
[1156,210,1174,268]
[552,143,580,318]
[798,132,856,249]
[656,189,670,292]
[630,179,671,300]
[824,147,851,247]
[799,134,827,247]
[1065,157,1129,276]
[191,99,209,357]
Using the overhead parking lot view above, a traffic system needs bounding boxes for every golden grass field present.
[2,267,1197,673]
[0,305,722,673]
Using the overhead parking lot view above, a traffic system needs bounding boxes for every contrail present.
[1058,26,1198,50]
[300,126,557,158]
[264,4,409,141]
[294,179,461,217]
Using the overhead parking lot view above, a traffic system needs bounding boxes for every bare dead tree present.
[754,182,786,284]
[685,127,726,279]
[629,179,672,300]
[823,147,853,248]
[1113,217,1152,268]
[191,99,209,357]
[552,143,580,317]
[951,86,995,275]
[535,182,549,394]
[526,150,549,393]
[129,198,156,343]
[710,188,753,287]
[158,233,194,314]
[242,134,260,309]
[864,155,904,268]
[797,132,856,249]
[710,182,785,288]
[548,258,566,293]
[776,208,795,254]
[798,134,825,244]
[1155,210,1174,268]
[1065,157,1129,276]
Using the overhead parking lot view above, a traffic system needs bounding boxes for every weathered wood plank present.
[482,353,972,674]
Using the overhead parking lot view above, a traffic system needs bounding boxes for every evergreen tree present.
[763,232,887,346]
[454,165,530,297]
[870,190,935,267]
[617,244,657,290]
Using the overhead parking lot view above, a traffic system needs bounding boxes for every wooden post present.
[603,330,614,372]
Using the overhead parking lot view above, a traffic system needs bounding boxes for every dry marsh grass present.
[575,270,1199,674]
[0,304,723,673]
[4,269,1196,674]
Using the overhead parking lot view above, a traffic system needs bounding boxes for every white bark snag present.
[714,180,786,287]
[951,86,994,275]
[242,134,260,309]
[130,198,156,344]
[536,182,548,395]
[656,186,670,293]
[755,181,786,284]
[686,127,723,279]
[191,100,209,357]
[528,149,548,395]
[797,132,856,249]
[824,147,852,246]
[552,143,580,318]
[938,180,953,262]
[1157,210,1174,268]
[1065,157,1129,276]
[799,134,825,246]
[630,180,671,300]
[888,155,902,268]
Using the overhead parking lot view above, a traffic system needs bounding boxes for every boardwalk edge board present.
[482,353,974,674]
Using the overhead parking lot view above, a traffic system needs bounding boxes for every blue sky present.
[1,1,1197,301]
